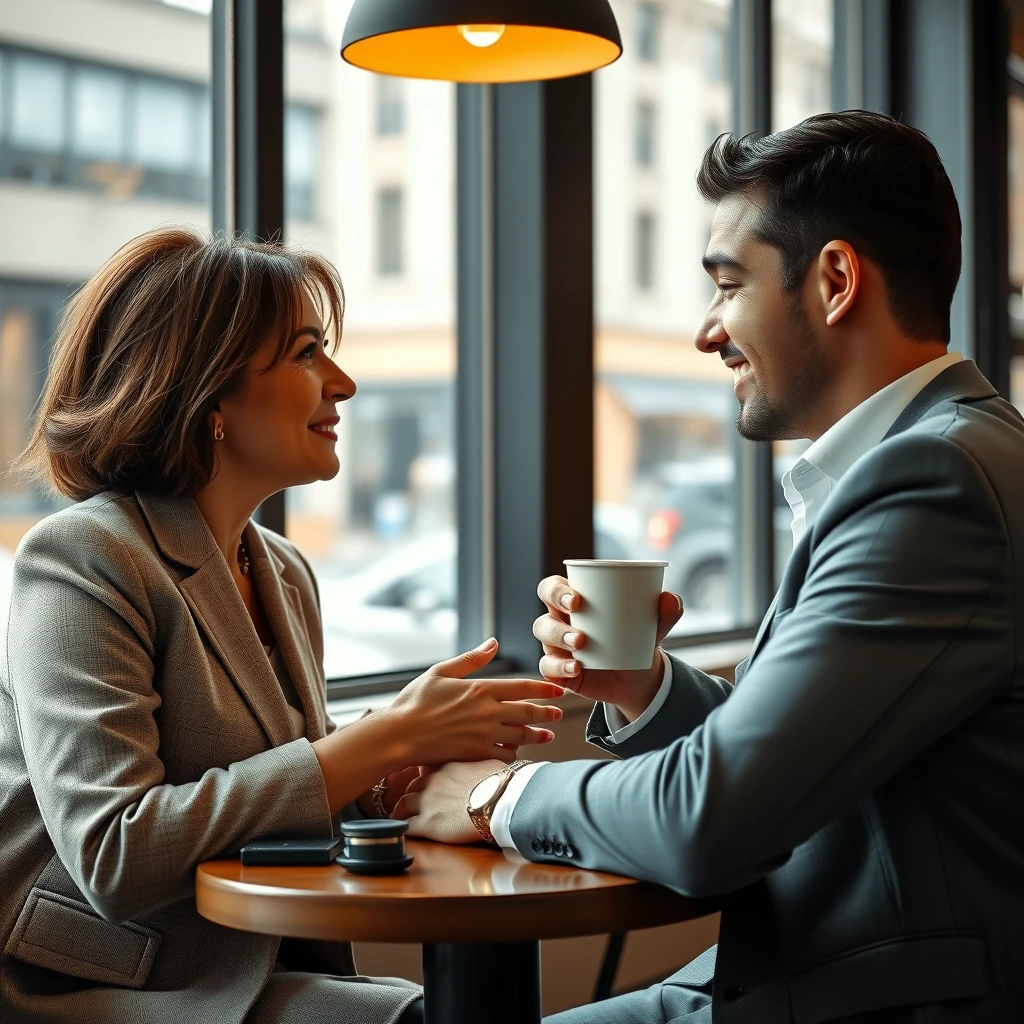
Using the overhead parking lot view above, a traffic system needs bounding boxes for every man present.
[399,111,1024,1022]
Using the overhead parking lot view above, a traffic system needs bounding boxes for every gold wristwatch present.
[467,760,533,846]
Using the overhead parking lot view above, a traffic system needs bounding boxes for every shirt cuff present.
[602,649,673,743]
[490,761,549,851]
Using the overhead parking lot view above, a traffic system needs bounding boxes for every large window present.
[0,1,212,582]
[596,0,740,637]
[284,4,457,679]
[772,0,833,131]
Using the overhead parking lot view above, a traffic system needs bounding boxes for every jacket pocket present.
[5,887,162,989]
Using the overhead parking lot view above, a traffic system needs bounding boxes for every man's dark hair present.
[697,110,961,342]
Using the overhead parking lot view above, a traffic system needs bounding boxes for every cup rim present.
[564,559,669,568]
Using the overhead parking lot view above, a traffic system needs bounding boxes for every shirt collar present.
[799,351,963,486]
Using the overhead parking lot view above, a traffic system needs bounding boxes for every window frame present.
[207,0,1009,696]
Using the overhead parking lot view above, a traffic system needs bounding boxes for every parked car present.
[314,513,640,678]
[642,456,796,613]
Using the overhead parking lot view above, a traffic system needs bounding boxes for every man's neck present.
[804,341,950,441]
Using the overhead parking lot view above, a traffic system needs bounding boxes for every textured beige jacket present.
[0,491,418,1023]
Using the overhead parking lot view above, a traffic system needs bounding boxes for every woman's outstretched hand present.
[313,639,563,819]
[380,638,564,768]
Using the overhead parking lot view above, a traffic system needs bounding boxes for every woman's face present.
[215,289,356,492]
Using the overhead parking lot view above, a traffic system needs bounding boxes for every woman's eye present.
[299,342,317,359]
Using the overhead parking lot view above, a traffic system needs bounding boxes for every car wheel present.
[683,560,729,612]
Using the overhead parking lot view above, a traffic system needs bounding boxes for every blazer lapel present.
[245,523,327,741]
[135,492,296,748]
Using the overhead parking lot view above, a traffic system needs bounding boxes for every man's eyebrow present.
[701,252,747,274]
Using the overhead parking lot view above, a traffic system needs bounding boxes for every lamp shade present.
[341,0,623,83]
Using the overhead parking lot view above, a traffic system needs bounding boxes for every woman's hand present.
[356,765,424,819]
[533,576,683,722]
[379,638,564,768]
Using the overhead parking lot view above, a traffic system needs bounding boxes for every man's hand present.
[394,760,507,845]
[533,576,683,722]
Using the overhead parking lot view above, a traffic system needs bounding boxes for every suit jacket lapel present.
[136,492,296,748]
[245,523,327,741]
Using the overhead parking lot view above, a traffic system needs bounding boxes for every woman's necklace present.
[237,540,251,576]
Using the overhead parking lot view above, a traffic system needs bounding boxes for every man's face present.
[696,193,828,442]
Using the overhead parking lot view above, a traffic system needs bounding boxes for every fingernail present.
[564,631,580,649]
[561,593,574,611]
[476,637,497,652]
[566,659,580,675]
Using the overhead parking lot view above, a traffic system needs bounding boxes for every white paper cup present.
[563,559,669,671]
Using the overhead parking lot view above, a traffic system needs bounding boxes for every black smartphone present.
[240,836,344,866]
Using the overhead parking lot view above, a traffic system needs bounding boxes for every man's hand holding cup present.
[533,561,683,724]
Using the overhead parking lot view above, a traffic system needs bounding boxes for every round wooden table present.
[197,838,707,1024]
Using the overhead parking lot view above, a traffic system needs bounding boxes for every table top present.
[196,839,709,944]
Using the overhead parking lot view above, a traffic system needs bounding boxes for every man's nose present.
[694,312,728,354]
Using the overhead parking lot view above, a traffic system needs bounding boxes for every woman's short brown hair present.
[14,226,344,501]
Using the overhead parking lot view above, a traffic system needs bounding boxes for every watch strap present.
[468,759,533,846]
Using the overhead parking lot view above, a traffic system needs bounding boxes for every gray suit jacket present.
[512,361,1024,1023]
[0,492,418,1024]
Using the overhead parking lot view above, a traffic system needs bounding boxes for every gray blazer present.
[512,360,1024,1023]
[0,492,418,1024]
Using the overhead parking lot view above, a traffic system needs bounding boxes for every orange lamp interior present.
[343,24,622,83]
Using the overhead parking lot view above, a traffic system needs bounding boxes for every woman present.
[0,227,563,1024]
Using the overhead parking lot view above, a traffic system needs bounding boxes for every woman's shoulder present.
[16,491,151,564]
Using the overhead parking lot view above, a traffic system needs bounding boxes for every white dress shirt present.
[491,352,963,852]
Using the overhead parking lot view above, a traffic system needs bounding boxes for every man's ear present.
[817,240,860,327]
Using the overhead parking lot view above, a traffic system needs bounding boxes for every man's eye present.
[718,281,738,294]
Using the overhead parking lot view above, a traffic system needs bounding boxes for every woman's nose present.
[326,364,357,402]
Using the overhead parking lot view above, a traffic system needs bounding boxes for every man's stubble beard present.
[735,296,827,443]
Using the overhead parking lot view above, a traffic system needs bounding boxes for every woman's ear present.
[817,240,860,327]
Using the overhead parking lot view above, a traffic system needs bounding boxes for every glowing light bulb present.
[458,24,506,48]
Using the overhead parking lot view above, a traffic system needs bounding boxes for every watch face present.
[468,773,504,811]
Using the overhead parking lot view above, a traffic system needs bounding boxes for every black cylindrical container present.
[336,819,414,875]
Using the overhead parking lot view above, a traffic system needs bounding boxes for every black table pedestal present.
[423,941,542,1024]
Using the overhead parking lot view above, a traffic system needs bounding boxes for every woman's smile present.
[309,417,339,442]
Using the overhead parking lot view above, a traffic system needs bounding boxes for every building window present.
[9,53,66,155]
[637,3,660,63]
[376,76,404,136]
[71,66,127,161]
[377,186,404,276]
[132,79,196,173]
[704,25,728,84]
[635,100,656,167]
[635,211,656,292]
[285,104,319,221]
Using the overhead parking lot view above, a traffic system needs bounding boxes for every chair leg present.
[592,932,627,1002]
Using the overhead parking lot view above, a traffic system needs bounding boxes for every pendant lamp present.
[341,0,623,83]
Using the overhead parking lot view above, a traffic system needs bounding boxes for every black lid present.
[340,818,409,839]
